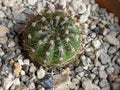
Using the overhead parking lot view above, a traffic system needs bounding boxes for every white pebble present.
[37,67,45,79]
[0,11,5,19]
[92,40,101,49]
[0,25,9,37]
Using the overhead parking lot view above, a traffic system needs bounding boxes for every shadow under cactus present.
[21,10,82,67]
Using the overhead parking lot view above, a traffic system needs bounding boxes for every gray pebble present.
[0,11,5,19]
[8,40,15,47]
[103,35,120,46]
[99,79,108,88]
[108,46,117,55]
[99,53,111,64]
[13,13,26,22]
[106,66,114,75]
[116,58,120,66]
[99,70,107,79]
[101,42,110,53]
[21,75,29,82]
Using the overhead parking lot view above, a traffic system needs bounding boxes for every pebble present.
[36,74,53,89]
[108,73,118,82]
[23,59,30,65]
[108,46,117,55]
[37,67,45,79]
[99,79,108,88]
[106,66,114,75]
[22,65,29,73]
[82,80,100,90]
[28,82,35,90]
[3,73,14,90]
[116,58,120,65]
[13,13,26,22]
[0,11,5,19]
[0,25,9,37]
[0,48,5,56]
[27,0,37,5]
[3,0,17,7]
[29,63,36,73]
[71,78,79,84]
[72,1,86,14]
[101,42,110,53]
[99,70,107,79]
[59,0,66,8]
[99,53,111,64]
[14,85,29,90]
[13,63,22,77]
[8,40,15,47]
[21,75,29,82]
[92,39,101,49]
[103,35,120,46]
[90,32,96,38]
[13,78,20,85]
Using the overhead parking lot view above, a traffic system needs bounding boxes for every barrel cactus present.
[22,10,82,67]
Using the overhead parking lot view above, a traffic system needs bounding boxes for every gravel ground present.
[0,0,120,90]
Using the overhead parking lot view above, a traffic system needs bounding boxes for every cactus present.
[22,11,82,67]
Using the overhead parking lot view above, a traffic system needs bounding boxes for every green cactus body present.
[22,11,82,67]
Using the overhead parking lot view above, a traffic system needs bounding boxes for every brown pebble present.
[108,73,118,82]
[13,62,22,77]
[14,85,29,90]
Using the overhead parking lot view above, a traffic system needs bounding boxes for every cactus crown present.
[22,11,82,67]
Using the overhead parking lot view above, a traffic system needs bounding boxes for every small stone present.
[18,59,24,65]
[99,79,108,88]
[36,74,53,89]
[27,0,37,5]
[23,59,30,65]
[13,63,22,77]
[13,78,20,85]
[72,1,86,14]
[82,80,100,90]
[59,0,66,8]
[116,58,120,65]
[14,85,29,90]
[22,65,29,73]
[29,63,36,73]
[108,46,117,55]
[75,66,83,73]
[14,13,26,22]
[92,40,101,49]
[71,78,79,84]
[0,48,5,56]
[106,66,114,75]
[20,70,25,75]
[8,40,15,47]
[0,11,5,18]
[89,73,96,79]
[21,75,29,82]
[99,53,111,64]
[0,25,9,37]
[101,42,110,53]
[103,35,120,46]
[3,0,17,7]
[99,70,108,79]
[3,73,14,90]
[28,82,35,90]
[90,32,96,38]
[101,85,110,90]
[37,67,45,79]
[0,35,8,44]
[112,82,120,90]
[68,82,76,89]
[108,73,118,82]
